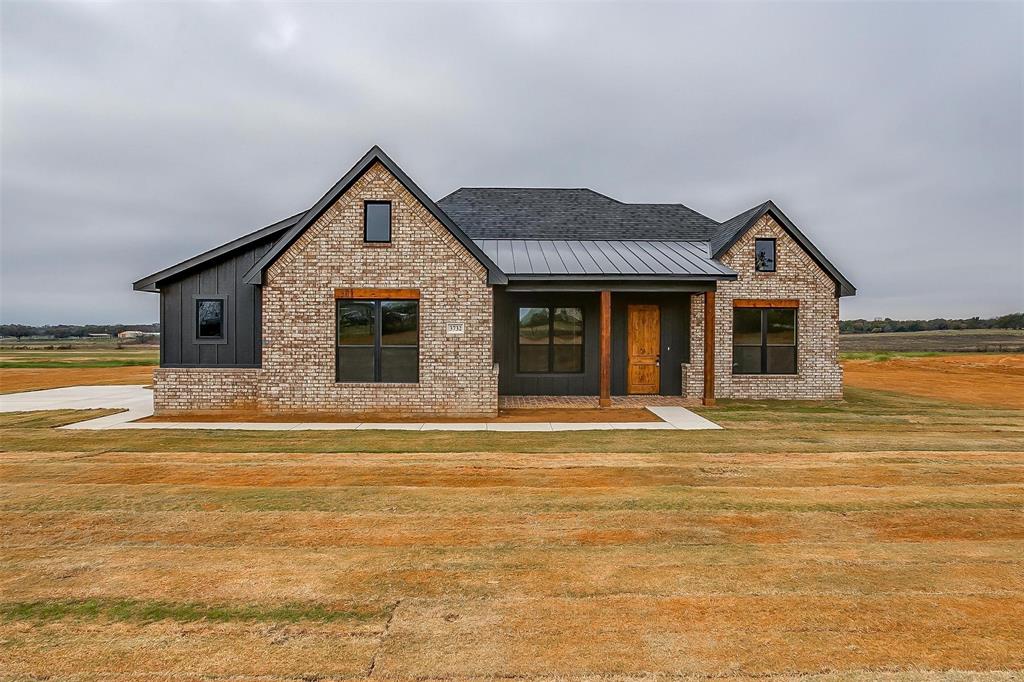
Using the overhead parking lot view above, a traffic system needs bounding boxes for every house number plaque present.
[446,323,465,335]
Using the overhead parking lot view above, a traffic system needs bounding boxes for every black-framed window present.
[196,298,225,339]
[337,299,418,382]
[364,201,391,243]
[517,306,583,373]
[733,307,797,374]
[755,238,776,272]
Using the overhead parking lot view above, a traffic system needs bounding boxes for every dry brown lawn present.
[1,354,1023,680]
[843,353,1024,408]
[0,366,154,394]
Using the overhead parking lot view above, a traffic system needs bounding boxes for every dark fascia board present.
[505,273,736,281]
[504,280,718,293]
[132,212,304,292]
[242,145,507,286]
[713,200,857,297]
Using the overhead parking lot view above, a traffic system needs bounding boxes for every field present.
[0,340,157,393]
[1,346,1023,679]
[840,328,1024,353]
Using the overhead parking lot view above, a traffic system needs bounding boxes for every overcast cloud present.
[1,0,1021,324]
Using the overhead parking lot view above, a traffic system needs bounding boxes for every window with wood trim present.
[517,306,583,373]
[733,306,797,375]
[336,299,418,382]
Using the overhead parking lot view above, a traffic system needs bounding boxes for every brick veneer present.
[684,215,843,400]
[258,162,497,416]
[153,367,259,412]
[155,162,497,417]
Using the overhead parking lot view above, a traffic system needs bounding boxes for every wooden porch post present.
[703,291,716,406]
[600,290,611,407]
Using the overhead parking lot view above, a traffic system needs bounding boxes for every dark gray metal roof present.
[474,239,737,279]
[439,188,720,240]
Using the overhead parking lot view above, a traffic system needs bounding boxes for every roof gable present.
[712,201,856,297]
[242,146,506,285]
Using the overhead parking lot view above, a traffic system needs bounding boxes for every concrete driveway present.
[0,385,154,428]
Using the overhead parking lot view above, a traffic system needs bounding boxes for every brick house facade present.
[138,146,854,416]
[684,215,843,400]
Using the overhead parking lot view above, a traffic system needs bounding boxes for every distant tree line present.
[841,313,1023,334]
[0,323,160,339]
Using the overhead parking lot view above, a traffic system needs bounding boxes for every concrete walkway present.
[0,385,721,431]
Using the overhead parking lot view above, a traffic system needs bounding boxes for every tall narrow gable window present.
[336,294,418,383]
[733,303,797,374]
[364,201,392,243]
[755,238,776,272]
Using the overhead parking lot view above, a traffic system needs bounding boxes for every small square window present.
[364,201,391,243]
[755,238,776,272]
[196,299,224,339]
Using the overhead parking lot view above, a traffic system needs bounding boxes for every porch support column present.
[599,290,611,407]
[703,291,716,406]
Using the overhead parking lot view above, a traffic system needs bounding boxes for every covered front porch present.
[493,282,721,407]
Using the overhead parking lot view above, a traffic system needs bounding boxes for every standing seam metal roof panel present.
[473,239,737,278]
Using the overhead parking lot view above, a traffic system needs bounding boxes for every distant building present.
[87,333,112,338]
[118,330,146,339]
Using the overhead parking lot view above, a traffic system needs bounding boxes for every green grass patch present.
[1,387,1020,454]
[840,351,943,361]
[0,359,157,368]
[0,598,385,624]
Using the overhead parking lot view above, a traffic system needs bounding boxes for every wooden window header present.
[334,288,420,300]
[733,298,799,309]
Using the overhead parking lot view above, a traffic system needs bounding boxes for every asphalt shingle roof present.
[439,188,722,241]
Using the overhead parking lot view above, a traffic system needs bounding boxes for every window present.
[196,298,224,339]
[733,307,797,374]
[517,306,583,373]
[337,299,418,382]
[364,201,391,243]
[755,238,776,272]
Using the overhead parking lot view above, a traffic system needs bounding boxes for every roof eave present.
[504,273,737,281]
[132,212,303,293]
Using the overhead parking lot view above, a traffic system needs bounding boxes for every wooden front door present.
[627,304,660,394]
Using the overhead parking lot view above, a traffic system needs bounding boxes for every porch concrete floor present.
[0,385,721,431]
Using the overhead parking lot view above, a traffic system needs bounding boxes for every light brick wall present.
[257,161,497,416]
[153,367,260,413]
[684,215,843,400]
[154,162,497,417]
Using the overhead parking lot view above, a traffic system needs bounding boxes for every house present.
[133,146,854,416]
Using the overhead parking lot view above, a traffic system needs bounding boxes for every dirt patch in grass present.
[842,353,1024,408]
[139,407,662,423]
[0,366,153,393]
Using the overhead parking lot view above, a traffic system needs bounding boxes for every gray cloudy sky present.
[2,0,1022,324]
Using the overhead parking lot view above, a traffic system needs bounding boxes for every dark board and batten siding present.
[159,239,274,368]
[494,289,691,396]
